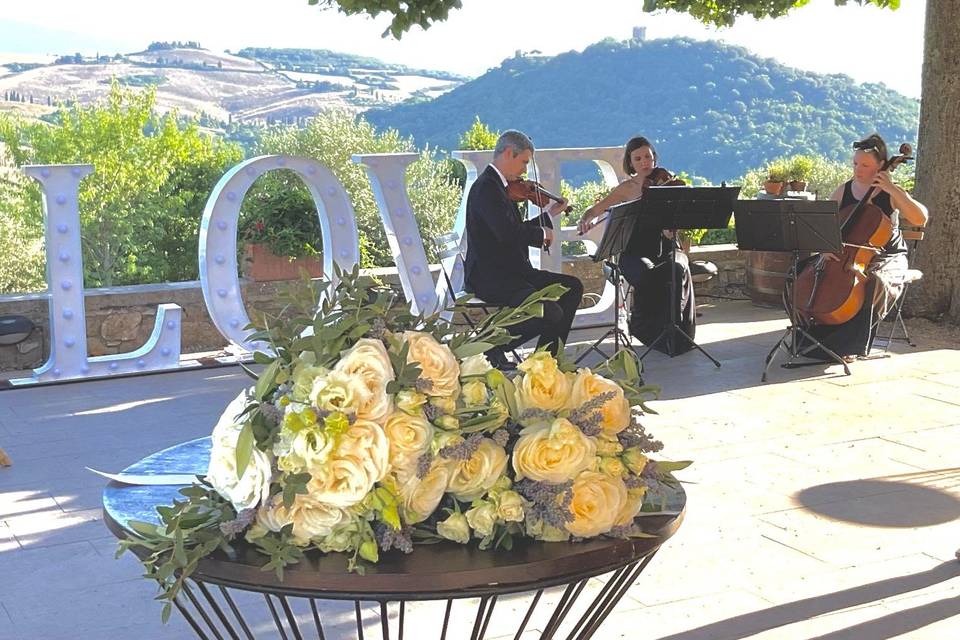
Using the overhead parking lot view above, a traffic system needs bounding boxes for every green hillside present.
[366,37,919,181]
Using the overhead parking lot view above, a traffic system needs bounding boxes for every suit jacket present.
[463,165,553,293]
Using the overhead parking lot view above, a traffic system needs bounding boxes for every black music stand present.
[630,185,740,367]
[575,199,641,364]
[734,199,849,382]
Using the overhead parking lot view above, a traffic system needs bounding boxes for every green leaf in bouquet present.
[238,362,259,381]
[452,341,495,359]
[252,351,274,365]
[652,460,692,473]
[492,373,520,419]
[128,519,163,538]
[254,359,281,401]
[235,422,254,480]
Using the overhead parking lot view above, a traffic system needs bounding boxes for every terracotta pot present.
[763,181,785,196]
[244,244,323,282]
[789,180,808,192]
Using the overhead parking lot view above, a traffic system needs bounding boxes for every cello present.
[793,143,913,325]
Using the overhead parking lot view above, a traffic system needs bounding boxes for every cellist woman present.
[800,133,928,360]
[577,135,696,355]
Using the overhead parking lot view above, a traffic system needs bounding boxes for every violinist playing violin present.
[463,130,584,368]
[796,133,928,361]
[578,136,696,355]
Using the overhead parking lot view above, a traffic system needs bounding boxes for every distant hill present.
[0,44,465,127]
[366,37,920,181]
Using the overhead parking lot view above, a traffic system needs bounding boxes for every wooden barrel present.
[745,251,792,308]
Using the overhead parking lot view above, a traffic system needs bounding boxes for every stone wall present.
[0,245,746,372]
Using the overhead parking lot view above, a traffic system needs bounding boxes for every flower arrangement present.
[119,266,687,622]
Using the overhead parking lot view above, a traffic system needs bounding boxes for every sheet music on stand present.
[733,199,849,382]
[629,185,740,366]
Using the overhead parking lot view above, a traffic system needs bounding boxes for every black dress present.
[620,222,696,356]
[798,182,908,358]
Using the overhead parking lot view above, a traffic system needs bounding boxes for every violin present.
[643,167,686,189]
[506,179,573,213]
[793,143,913,326]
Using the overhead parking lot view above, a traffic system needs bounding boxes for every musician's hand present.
[543,227,554,248]
[822,252,841,262]
[546,198,568,217]
[577,215,595,235]
[871,171,898,196]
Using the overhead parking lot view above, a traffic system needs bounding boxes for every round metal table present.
[103,438,685,640]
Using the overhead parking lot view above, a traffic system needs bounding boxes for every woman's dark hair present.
[853,133,888,163]
[622,136,658,175]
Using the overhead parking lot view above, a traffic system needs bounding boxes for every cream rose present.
[497,490,526,523]
[570,369,632,436]
[447,439,508,502]
[308,420,390,508]
[613,487,648,527]
[516,351,573,413]
[396,389,428,415]
[465,503,497,537]
[512,418,597,484]
[403,331,460,398]
[437,512,470,544]
[459,353,493,377]
[383,410,434,471]
[309,370,372,416]
[566,471,628,538]
[207,393,273,512]
[334,338,395,423]
[461,380,488,406]
[399,462,452,523]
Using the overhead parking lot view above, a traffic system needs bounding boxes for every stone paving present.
[1,300,960,639]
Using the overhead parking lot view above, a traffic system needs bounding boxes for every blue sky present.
[0,0,925,98]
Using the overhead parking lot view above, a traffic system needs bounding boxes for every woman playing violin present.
[801,133,928,360]
[578,136,697,355]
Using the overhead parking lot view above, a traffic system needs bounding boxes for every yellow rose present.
[462,380,488,406]
[465,503,497,537]
[596,436,624,457]
[383,410,434,471]
[497,490,526,523]
[622,448,649,475]
[309,370,372,416]
[614,486,648,527]
[307,420,390,508]
[399,461,452,523]
[512,418,597,484]
[569,369,632,436]
[430,395,457,415]
[447,439,508,502]
[459,353,493,377]
[334,338,395,423]
[207,393,273,512]
[565,471,628,538]
[516,351,573,413]
[599,457,627,478]
[403,331,460,398]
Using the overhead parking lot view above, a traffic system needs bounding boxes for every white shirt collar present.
[489,163,509,188]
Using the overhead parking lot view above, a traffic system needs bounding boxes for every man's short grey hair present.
[494,130,534,158]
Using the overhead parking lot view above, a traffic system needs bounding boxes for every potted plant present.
[787,155,814,192]
[239,174,324,281]
[764,160,789,196]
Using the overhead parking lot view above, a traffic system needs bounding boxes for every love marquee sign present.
[12,147,626,385]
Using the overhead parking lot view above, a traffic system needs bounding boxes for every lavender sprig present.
[415,378,434,393]
[617,423,664,453]
[416,451,434,479]
[515,479,574,528]
[519,407,555,423]
[568,391,616,424]
[374,523,414,554]
[439,433,484,461]
[219,508,257,539]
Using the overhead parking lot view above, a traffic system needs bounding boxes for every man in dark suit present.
[463,130,584,367]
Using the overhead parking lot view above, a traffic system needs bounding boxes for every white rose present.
[447,439,508,502]
[461,380,488,406]
[289,497,347,544]
[309,370,372,416]
[465,503,497,538]
[334,338,395,423]
[207,393,273,512]
[497,490,526,523]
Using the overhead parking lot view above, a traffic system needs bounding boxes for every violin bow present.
[529,150,550,254]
